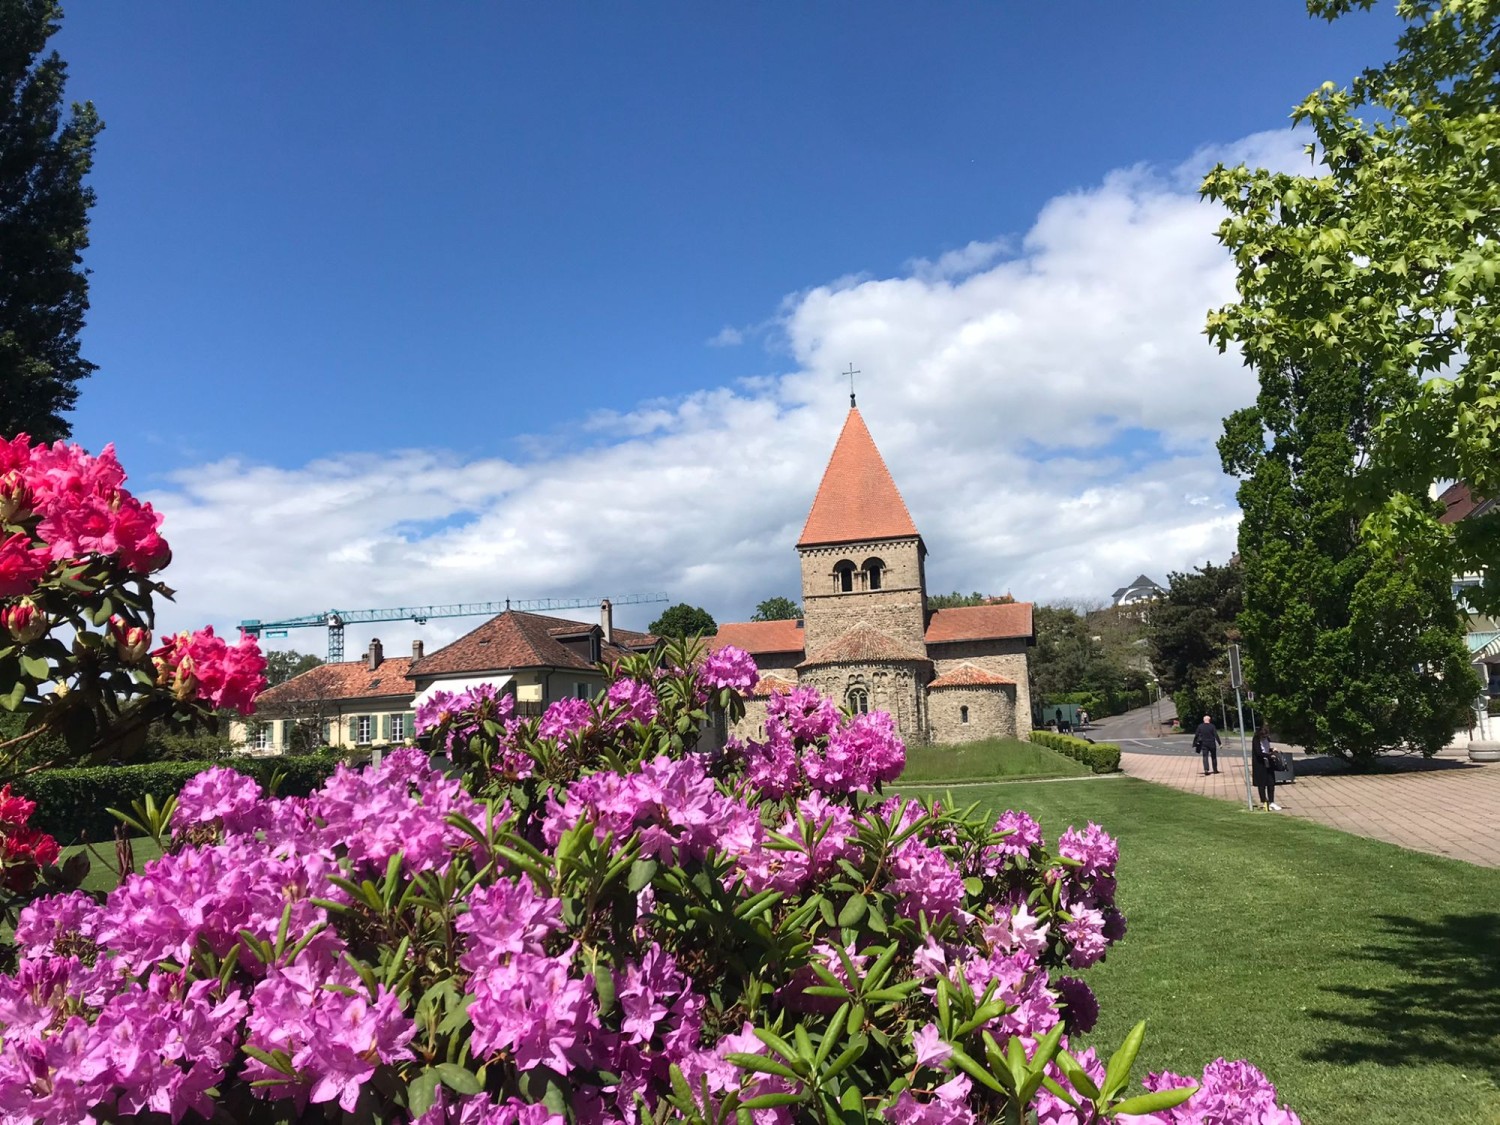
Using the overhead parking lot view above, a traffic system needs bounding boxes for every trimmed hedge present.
[1027,730,1122,774]
[11,754,342,845]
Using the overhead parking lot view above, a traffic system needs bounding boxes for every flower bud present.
[0,471,33,524]
[1,598,47,644]
[171,656,199,702]
[107,615,152,664]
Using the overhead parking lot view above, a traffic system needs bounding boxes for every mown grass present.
[59,836,164,893]
[899,737,1091,784]
[898,776,1500,1125]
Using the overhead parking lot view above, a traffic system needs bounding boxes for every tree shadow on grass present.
[1304,912,1500,1081]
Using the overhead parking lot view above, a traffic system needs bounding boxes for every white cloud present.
[707,325,744,347]
[141,131,1305,658]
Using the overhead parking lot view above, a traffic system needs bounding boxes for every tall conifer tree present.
[0,0,102,441]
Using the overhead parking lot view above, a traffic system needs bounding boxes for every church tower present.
[796,407,930,658]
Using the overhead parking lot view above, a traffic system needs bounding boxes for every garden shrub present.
[11,754,342,843]
[0,644,1299,1123]
[1028,730,1123,774]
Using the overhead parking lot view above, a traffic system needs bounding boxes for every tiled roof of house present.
[1440,482,1493,524]
[798,407,920,547]
[708,620,807,656]
[256,656,415,707]
[925,603,1034,644]
[409,611,656,678]
[750,673,798,699]
[800,622,930,668]
[927,664,1016,689]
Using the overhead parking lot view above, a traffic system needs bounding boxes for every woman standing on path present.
[1252,723,1281,810]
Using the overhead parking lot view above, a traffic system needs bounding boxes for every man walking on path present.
[1194,714,1221,775]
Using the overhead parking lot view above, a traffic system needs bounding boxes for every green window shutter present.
[275,719,285,747]
[381,714,391,741]
[406,712,416,742]
[322,720,331,746]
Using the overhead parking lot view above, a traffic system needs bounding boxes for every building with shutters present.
[708,404,1035,746]
[233,602,658,755]
[231,638,418,755]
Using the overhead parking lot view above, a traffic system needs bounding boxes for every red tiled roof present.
[928,664,1016,689]
[1439,482,1488,524]
[709,620,806,656]
[925,603,1034,644]
[410,611,656,678]
[256,657,415,706]
[798,408,920,547]
[750,673,798,699]
[800,622,930,668]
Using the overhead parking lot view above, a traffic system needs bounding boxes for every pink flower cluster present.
[151,626,268,715]
[0,434,170,582]
[1122,1060,1301,1125]
[700,645,758,693]
[739,687,905,797]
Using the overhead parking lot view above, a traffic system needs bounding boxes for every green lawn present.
[900,738,1091,784]
[59,837,164,893]
[899,776,1500,1125]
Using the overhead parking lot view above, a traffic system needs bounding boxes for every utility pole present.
[1228,644,1255,810]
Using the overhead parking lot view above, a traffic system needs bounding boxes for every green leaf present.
[836,893,868,927]
[628,857,659,893]
[407,1069,441,1117]
[1101,1020,1147,1102]
[433,1063,481,1095]
[1111,1085,1200,1116]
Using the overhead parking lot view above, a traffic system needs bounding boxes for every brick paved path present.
[1089,709,1500,868]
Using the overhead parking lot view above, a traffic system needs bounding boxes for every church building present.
[710,404,1035,745]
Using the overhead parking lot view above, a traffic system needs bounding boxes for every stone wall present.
[926,685,1016,744]
[799,538,927,653]
[927,640,1034,738]
[798,660,926,743]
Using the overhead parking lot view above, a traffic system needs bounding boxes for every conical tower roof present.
[798,408,920,547]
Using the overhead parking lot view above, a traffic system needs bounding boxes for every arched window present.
[960,705,970,725]
[862,557,885,591]
[847,686,869,714]
[833,560,856,593]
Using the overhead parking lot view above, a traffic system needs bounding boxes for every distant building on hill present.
[1110,574,1165,607]
[709,404,1035,746]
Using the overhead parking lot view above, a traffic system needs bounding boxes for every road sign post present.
[1228,644,1255,811]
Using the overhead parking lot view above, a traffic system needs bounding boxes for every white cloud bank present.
[145,132,1298,657]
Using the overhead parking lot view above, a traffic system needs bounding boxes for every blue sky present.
[49,3,1405,648]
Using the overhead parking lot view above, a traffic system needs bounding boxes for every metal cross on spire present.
[843,362,861,407]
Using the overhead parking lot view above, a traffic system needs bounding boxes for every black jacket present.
[1251,733,1276,784]
[1193,721,1220,750]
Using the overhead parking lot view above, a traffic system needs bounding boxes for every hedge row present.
[11,754,343,845]
[1027,730,1122,774]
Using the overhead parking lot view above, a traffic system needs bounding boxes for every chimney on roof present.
[367,638,383,671]
[600,598,613,644]
[412,639,424,660]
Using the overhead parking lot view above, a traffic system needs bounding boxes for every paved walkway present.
[1085,706,1500,868]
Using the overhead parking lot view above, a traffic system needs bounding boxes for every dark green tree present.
[649,603,717,640]
[264,649,323,687]
[0,0,102,441]
[750,596,801,622]
[1218,351,1477,762]
[1147,563,1242,728]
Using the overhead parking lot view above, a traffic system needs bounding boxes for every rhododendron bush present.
[0,629,1301,1124]
[0,434,267,781]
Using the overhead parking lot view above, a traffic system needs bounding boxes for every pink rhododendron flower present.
[912,1022,952,1067]
[1058,822,1118,880]
[890,836,966,922]
[172,766,267,836]
[0,531,49,596]
[701,645,758,693]
[605,676,659,727]
[152,626,268,714]
[539,696,593,741]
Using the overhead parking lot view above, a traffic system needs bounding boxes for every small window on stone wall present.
[833,560,856,593]
[847,686,869,714]
[960,705,969,725]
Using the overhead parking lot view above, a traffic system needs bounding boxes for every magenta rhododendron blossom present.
[172,766,267,835]
[605,677,659,727]
[700,645,758,693]
[539,696,593,742]
[151,626,267,715]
